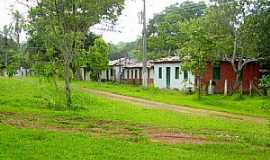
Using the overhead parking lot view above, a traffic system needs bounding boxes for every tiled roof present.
[124,61,154,68]
[153,56,180,63]
[109,58,134,66]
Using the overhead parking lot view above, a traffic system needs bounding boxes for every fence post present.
[224,80,228,96]
[249,81,253,96]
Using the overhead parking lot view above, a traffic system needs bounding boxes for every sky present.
[0,0,205,44]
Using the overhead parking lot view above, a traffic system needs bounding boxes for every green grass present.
[76,81,270,117]
[0,77,270,160]
[2,125,270,160]
[1,125,269,160]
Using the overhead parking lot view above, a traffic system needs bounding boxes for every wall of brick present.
[202,61,259,93]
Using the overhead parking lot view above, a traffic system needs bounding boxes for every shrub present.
[259,75,270,96]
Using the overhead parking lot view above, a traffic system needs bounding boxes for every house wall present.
[148,68,154,84]
[154,63,195,90]
[100,70,108,80]
[115,66,123,81]
[202,62,260,93]
[122,68,154,85]
[101,65,123,82]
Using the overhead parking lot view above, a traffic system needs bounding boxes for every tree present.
[200,0,268,96]
[241,5,270,67]
[147,1,207,57]
[27,0,124,109]
[259,75,270,96]
[0,25,18,76]
[180,19,214,99]
[11,10,24,46]
[72,32,100,80]
[87,38,109,81]
[109,41,138,60]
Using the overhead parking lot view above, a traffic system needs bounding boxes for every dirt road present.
[81,88,268,124]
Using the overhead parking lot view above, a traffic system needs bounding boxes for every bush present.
[259,75,270,96]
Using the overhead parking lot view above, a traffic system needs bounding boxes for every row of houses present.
[97,56,266,94]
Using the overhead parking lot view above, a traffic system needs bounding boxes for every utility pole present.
[142,0,148,88]
[1,25,11,77]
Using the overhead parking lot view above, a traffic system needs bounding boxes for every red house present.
[201,60,260,93]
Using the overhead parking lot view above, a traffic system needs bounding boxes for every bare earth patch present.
[146,129,206,144]
[0,111,211,145]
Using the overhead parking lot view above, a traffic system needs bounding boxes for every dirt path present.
[0,112,208,144]
[81,88,268,124]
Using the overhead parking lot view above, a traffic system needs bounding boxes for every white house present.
[153,56,195,91]
[100,58,134,82]
[122,62,154,85]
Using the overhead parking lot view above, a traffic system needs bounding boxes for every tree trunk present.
[234,68,245,98]
[64,58,72,110]
[235,71,240,88]
[98,72,101,83]
[75,67,82,80]
[239,81,243,98]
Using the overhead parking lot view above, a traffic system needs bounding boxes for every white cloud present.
[95,0,184,44]
[0,0,28,42]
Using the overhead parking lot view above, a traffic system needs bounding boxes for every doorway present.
[166,67,171,89]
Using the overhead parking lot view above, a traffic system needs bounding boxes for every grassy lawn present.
[76,81,270,117]
[0,77,270,160]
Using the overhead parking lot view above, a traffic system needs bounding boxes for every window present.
[158,67,162,79]
[131,70,134,79]
[184,71,188,80]
[175,67,179,79]
[110,68,114,76]
[213,66,220,80]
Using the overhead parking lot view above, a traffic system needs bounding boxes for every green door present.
[166,67,171,89]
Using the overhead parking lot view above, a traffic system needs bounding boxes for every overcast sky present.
[0,0,205,44]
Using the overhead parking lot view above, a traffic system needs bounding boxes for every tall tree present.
[241,4,270,67]
[0,25,16,76]
[11,10,24,46]
[27,0,124,109]
[147,1,207,57]
[203,0,268,95]
[88,38,109,81]
[109,41,138,60]
[72,32,100,80]
[180,19,214,99]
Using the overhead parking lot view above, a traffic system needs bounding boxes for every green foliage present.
[87,38,109,80]
[204,0,268,61]
[260,75,270,88]
[109,41,138,60]
[180,18,214,76]
[146,1,207,57]
[259,75,270,96]
[73,37,110,81]
[0,25,20,74]
[26,0,124,108]
[27,0,124,57]
[241,9,270,66]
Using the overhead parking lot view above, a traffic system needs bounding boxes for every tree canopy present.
[26,0,124,109]
[146,1,207,57]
